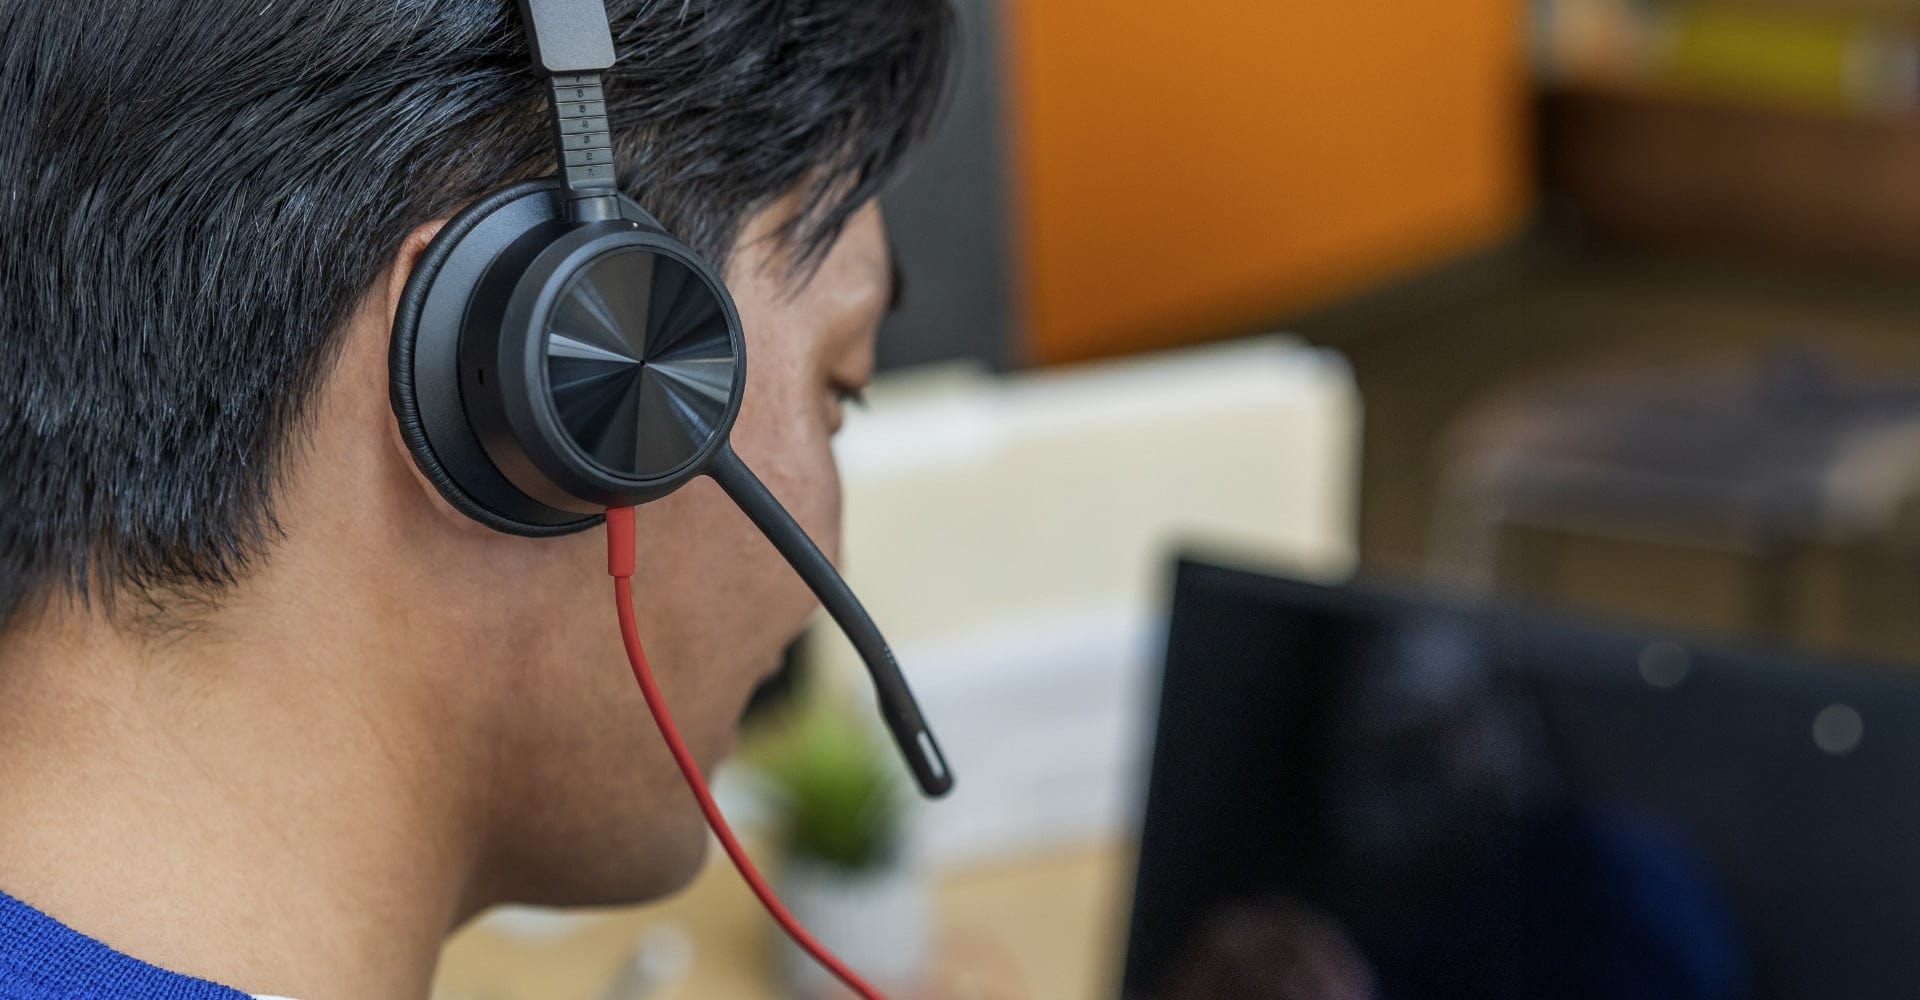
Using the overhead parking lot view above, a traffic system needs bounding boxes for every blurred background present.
[435,1,1920,997]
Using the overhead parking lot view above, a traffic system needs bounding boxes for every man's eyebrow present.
[886,242,905,316]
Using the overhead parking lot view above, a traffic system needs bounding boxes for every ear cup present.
[390,180,746,535]
[393,181,587,535]
[462,217,745,511]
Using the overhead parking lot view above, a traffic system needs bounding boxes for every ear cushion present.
[390,179,601,537]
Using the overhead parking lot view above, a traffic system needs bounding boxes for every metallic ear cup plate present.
[473,221,747,511]
[543,248,739,481]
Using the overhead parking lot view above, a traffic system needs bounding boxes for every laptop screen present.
[1120,558,1920,1000]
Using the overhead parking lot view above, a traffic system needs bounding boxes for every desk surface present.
[435,841,1134,1000]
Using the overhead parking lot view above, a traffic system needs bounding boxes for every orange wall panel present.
[1005,0,1533,364]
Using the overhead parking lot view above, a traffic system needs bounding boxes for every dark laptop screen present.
[1121,558,1920,1000]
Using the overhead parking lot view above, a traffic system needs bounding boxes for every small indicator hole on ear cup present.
[477,368,486,386]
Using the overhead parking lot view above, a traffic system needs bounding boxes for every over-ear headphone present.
[388,0,951,799]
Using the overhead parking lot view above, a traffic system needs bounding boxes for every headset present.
[388,0,950,799]
[387,3,952,994]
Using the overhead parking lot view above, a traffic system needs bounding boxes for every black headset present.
[388,0,952,798]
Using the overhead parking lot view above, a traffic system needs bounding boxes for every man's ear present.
[385,221,448,324]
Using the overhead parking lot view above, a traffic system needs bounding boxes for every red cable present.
[605,506,889,1000]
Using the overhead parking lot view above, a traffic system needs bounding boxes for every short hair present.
[0,0,954,624]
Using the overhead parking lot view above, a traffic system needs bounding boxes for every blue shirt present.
[0,890,252,999]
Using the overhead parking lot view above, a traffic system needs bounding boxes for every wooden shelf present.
[1541,81,1920,272]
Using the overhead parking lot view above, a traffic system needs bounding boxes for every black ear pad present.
[390,179,747,535]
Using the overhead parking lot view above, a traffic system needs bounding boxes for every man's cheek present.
[784,436,844,552]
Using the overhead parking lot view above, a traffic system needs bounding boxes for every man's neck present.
[0,602,485,1000]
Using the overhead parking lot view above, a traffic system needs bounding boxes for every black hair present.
[0,0,954,624]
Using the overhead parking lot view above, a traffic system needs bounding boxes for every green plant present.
[755,703,905,872]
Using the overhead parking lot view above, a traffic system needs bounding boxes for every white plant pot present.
[775,855,931,999]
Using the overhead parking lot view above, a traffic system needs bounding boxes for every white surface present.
[895,607,1165,865]
[813,336,1362,863]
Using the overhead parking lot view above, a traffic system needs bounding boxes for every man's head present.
[0,0,952,909]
